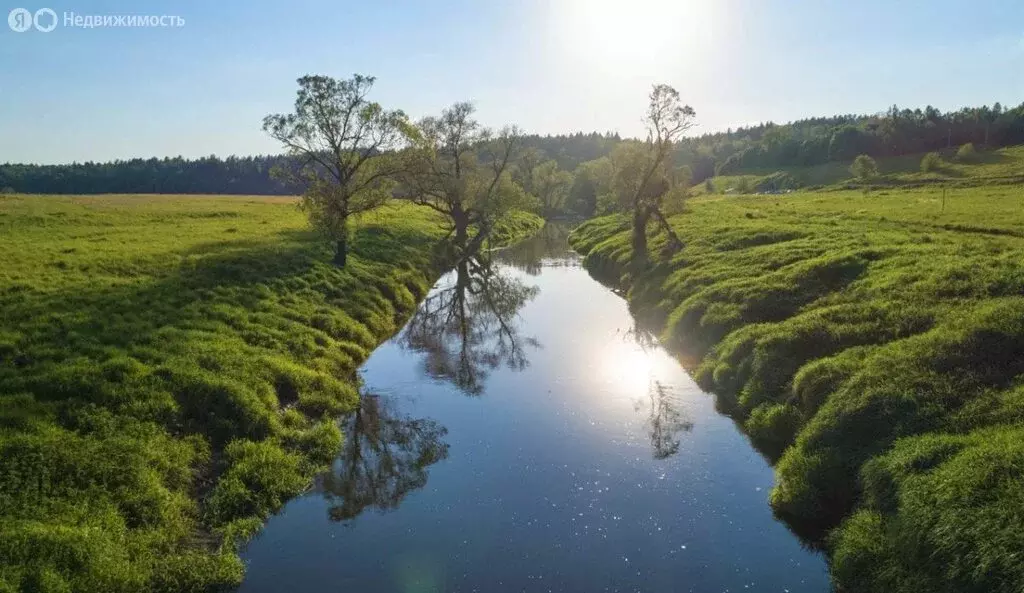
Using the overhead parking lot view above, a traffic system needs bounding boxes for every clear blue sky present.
[1,0,1022,164]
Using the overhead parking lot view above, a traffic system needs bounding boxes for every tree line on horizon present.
[4,100,1023,200]
[687,102,1024,178]
[0,133,619,198]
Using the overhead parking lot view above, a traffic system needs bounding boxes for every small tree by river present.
[262,74,416,267]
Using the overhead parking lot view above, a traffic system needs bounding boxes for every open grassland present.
[0,194,541,593]
[571,183,1024,593]
[700,144,1024,194]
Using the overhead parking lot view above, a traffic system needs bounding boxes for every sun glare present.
[555,0,715,76]
[604,343,657,394]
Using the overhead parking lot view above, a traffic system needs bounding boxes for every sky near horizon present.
[0,0,1022,164]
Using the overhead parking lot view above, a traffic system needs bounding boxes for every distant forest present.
[4,102,1024,195]
[0,133,622,196]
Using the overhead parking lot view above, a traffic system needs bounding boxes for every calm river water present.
[240,225,830,593]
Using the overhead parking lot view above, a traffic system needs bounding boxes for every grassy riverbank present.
[571,184,1024,593]
[0,194,540,592]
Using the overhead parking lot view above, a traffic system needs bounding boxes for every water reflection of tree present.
[622,323,694,459]
[401,256,540,395]
[319,393,449,523]
[496,224,574,275]
[637,381,693,459]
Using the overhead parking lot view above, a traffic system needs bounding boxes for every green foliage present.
[920,151,943,172]
[7,103,1024,197]
[569,181,1024,591]
[531,160,574,218]
[956,142,978,162]
[488,211,546,248]
[754,171,800,192]
[830,125,874,161]
[850,154,878,180]
[704,144,1024,190]
[566,157,610,218]
[704,178,715,193]
[405,102,531,250]
[0,195,451,591]
[263,74,416,264]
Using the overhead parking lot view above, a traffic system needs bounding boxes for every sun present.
[553,0,716,76]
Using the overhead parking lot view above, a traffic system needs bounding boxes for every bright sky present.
[1,0,1022,164]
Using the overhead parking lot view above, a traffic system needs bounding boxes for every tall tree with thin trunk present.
[263,74,415,267]
[403,103,530,257]
[611,85,695,266]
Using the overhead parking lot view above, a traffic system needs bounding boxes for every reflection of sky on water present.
[241,226,829,593]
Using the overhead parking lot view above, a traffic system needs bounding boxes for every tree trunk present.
[650,207,684,256]
[454,223,468,251]
[452,205,469,252]
[334,218,349,267]
[334,236,347,267]
[632,205,650,266]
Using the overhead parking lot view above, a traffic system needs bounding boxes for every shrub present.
[956,142,977,163]
[735,177,753,194]
[850,155,878,180]
[704,178,715,194]
[920,151,942,173]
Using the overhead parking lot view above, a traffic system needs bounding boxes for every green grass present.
[696,144,1024,195]
[0,193,541,592]
[570,183,1024,593]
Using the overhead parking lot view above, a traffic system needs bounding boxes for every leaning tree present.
[613,84,696,266]
[263,74,415,266]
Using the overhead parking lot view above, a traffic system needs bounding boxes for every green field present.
[699,144,1024,195]
[0,194,539,592]
[571,182,1024,593]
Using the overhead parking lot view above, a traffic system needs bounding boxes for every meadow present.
[571,181,1024,593]
[699,144,1024,195]
[0,194,539,592]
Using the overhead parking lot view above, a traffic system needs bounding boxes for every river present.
[239,224,830,593]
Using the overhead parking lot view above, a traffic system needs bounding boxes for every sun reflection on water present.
[604,343,656,395]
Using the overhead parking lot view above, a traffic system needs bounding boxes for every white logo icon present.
[8,8,31,32]
[33,8,56,32]
[8,7,58,32]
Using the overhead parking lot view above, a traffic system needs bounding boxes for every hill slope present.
[700,145,1024,194]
